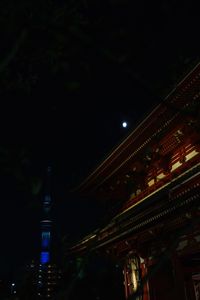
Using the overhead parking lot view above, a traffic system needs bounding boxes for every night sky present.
[0,0,199,280]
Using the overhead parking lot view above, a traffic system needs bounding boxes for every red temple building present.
[68,62,200,300]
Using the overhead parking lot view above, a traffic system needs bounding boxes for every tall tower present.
[40,165,52,266]
[37,166,61,299]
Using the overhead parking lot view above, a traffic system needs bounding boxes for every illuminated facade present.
[68,62,200,300]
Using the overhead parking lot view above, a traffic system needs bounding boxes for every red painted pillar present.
[140,260,150,300]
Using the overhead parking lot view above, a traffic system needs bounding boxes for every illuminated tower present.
[40,165,52,266]
[37,166,61,299]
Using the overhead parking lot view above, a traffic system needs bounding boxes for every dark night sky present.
[0,0,199,280]
[0,109,155,280]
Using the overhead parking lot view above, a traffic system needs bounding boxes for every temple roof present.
[74,61,200,199]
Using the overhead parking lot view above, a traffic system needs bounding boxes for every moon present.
[122,121,128,128]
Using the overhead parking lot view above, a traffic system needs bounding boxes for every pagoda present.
[68,62,200,300]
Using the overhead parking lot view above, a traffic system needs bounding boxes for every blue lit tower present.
[40,165,52,266]
[37,165,61,299]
